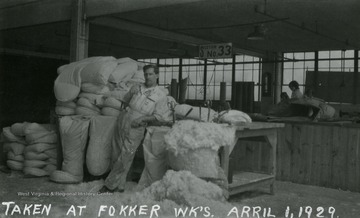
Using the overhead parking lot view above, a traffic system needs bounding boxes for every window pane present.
[283,69,293,84]
[223,71,232,83]
[293,69,304,84]
[318,60,330,69]
[283,62,293,69]
[319,51,330,59]
[330,50,341,59]
[293,52,304,60]
[304,52,315,59]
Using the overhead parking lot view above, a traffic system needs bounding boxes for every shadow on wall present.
[0,54,67,129]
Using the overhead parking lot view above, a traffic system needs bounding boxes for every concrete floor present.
[1,170,359,218]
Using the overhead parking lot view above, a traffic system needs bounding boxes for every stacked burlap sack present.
[54,56,145,116]
[50,115,116,183]
[101,97,123,117]
[2,122,58,176]
[55,100,76,116]
[23,123,58,177]
[2,124,27,171]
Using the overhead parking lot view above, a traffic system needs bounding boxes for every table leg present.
[266,131,277,195]
[220,145,230,180]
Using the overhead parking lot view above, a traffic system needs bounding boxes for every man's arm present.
[131,115,157,128]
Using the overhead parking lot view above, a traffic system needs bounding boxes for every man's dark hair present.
[289,80,299,89]
[143,64,159,74]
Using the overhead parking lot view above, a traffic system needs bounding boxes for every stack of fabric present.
[2,122,58,176]
[54,56,144,115]
[75,97,101,116]
[2,123,27,171]
[22,123,58,177]
[55,100,76,116]
[101,97,123,117]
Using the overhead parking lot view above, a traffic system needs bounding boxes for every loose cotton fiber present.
[65,170,236,218]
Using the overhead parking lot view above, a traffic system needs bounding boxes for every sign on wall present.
[199,43,232,59]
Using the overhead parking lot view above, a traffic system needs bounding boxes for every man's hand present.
[130,85,140,95]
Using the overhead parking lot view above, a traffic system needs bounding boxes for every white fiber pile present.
[55,56,145,111]
[2,122,58,176]
[65,170,236,218]
[165,120,236,155]
[217,109,252,125]
[164,120,235,179]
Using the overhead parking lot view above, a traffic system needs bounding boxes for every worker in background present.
[99,64,171,193]
[288,80,303,99]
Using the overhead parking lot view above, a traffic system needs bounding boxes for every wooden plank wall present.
[230,123,360,192]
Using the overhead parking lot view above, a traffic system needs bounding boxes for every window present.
[235,55,261,101]
[206,58,233,100]
[282,52,315,97]
[138,55,262,101]
[182,58,205,100]
[282,50,359,101]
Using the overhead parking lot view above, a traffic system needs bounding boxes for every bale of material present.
[75,106,101,116]
[78,92,105,107]
[10,122,30,136]
[86,116,116,176]
[44,149,57,159]
[50,170,82,184]
[81,83,110,95]
[80,59,118,85]
[51,116,90,183]
[25,131,57,144]
[56,100,77,109]
[55,106,76,116]
[23,167,48,177]
[24,143,57,153]
[7,151,25,162]
[103,97,123,110]
[77,97,101,112]
[4,142,26,155]
[43,164,57,174]
[7,160,24,171]
[108,59,138,83]
[101,107,121,117]
[24,151,49,161]
[218,109,252,125]
[24,160,47,168]
[24,123,55,134]
[2,127,26,144]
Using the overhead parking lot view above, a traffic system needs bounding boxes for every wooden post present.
[203,59,207,100]
[220,82,227,103]
[70,0,89,62]
[170,79,178,101]
[353,50,359,104]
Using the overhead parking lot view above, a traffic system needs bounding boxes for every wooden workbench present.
[220,122,284,196]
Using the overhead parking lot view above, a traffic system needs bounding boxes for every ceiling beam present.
[85,0,208,18]
[0,48,69,60]
[91,17,264,57]
[0,0,207,31]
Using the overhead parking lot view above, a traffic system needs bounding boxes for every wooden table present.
[220,122,284,196]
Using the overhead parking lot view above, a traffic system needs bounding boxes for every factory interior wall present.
[0,54,67,129]
[260,58,278,114]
